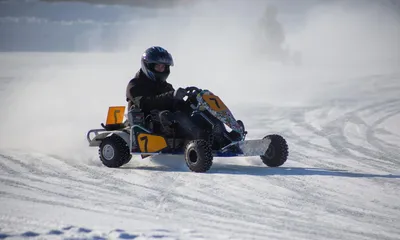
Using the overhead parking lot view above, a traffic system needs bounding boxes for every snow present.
[0,0,400,239]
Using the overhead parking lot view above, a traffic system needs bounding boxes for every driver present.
[126,46,202,139]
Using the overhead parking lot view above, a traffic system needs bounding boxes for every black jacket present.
[126,69,189,115]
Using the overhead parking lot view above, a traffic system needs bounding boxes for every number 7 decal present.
[137,133,168,153]
[202,95,227,112]
[140,136,149,152]
[106,106,125,125]
[209,97,220,108]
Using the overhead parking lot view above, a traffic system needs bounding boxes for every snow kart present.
[86,87,289,172]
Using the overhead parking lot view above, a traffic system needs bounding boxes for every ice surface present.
[0,0,399,239]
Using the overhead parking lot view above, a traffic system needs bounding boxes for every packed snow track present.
[0,73,399,240]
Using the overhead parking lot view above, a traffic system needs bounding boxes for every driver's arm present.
[126,81,175,112]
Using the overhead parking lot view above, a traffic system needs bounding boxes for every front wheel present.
[184,140,213,172]
[99,135,132,168]
[260,134,288,167]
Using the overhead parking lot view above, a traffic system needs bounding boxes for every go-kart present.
[86,87,289,172]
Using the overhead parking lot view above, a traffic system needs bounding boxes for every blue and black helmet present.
[141,46,174,82]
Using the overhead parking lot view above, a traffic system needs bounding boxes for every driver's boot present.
[159,110,176,136]
[172,111,207,141]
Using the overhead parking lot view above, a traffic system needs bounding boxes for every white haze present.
[0,0,399,158]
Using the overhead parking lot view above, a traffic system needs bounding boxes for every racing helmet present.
[141,46,174,82]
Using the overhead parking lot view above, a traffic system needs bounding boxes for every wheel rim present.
[188,150,198,163]
[102,144,115,161]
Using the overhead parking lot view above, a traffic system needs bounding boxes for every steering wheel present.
[184,86,202,104]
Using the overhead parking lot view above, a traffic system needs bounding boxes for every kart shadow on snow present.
[0,226,178,239]
[208,164,400,178]
[0,227,105,240]
[122,157,399,179]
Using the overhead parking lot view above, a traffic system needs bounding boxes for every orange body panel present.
[106,106,126,125]
[137,133,168,153]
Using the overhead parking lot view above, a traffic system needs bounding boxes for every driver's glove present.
[173,87,187,100]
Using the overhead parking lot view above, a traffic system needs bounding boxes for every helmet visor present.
[143,52,174,66]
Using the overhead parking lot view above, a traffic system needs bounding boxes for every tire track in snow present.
[54,155,287,236]
[365,109,400,159]
[272,98,400,172]
[1,73,400,239]
[321,99,400,170]
[234,74,400,240]
[0,152,275,237]
[0,153,177,222]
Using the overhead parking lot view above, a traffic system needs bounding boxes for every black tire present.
[184,140,213,172]
[260,134,288,167]
[99,134,132,168]
[237,120,245,130]
[237,119,247,137]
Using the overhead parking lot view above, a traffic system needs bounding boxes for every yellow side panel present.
[137,133,167,153]
[202,95,228,112]
[106,106,126,125]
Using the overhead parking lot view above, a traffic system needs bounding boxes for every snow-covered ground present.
[0,0,399,239]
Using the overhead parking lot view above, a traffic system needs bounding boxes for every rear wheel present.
[99,135,131,168]
[260,134,288,167]
[184,140,213,172]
